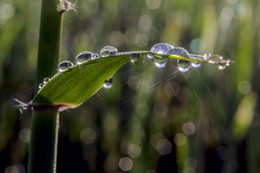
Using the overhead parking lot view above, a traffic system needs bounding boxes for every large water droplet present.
[207,54,223,64]
[177,60,190,72]
[169,47,191,72]
[154,58,167,68]
[58,61,73,72]
[150,43,174,54]
[191,62,201,68]
[43,78,50,84]
[168,47,190,58]
[103,77,113,89]
[130,53,140,63]
[149,43,174,59]
[75,51,95,64]
[100,46,118,57]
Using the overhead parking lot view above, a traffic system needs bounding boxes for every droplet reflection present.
[100,46,118,57]
[58,60,73,72]
[75,51,95,64]
[154,58,167,68]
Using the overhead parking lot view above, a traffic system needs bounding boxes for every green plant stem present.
[28,0,63,172]
[29,110,60,173]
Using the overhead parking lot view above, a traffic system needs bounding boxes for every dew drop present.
[39,83,44,89]
[58,60,73,72]
[225,59,231,66]
[203,53,212,60]
[100,46,117,57]
[207,54,223,64]
[147,54,154,59]
[177,60,190,72]
[94,53,99,59]
[168,47,191,72]
[168,47,190,58]
[130,53,140,64]
[150,43,174,54]
[154,58,167,68]
[75,51,95,64]
[191,62,201,68]
[43,78,50,84]
[149,43,174,59]
[218,64,226,70]
[103,77,113,89]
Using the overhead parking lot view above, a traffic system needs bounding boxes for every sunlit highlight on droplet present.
[191,62,201,68]
[103,77,113,89]
[130,53,141,64]
[177,60,190,72]
[154,58,167,68]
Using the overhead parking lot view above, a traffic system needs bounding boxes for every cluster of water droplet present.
[38,77,50,89]
[147,43,231,72]
[39,44,230,90]
[39,46,119,90]
[203,54,231,70]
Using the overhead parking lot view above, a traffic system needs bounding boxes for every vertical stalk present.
[28,0,63,172]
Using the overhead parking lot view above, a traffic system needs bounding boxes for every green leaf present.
[32,55,130,108]
[31,51,233,110]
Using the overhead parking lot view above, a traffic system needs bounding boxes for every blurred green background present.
[1,0,260,172]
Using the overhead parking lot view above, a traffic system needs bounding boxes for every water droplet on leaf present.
[100,46,118,57]
[39,83,44,89]
[218,64,226,70]
[103,77,113,89]
[43,78,50,84]
[203,53,212,60]
[191,62,201,68]
[154,58,167,68]
[130,53,140,63]
[177,60,190,72]
[150,43,174,54]
[75,51,95,64]
[168,47,191,72]
[168,47,190,58]
[58,60,73,72]
[207,55,223,64]
[149,43,174,59]
[94,53,99,59]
